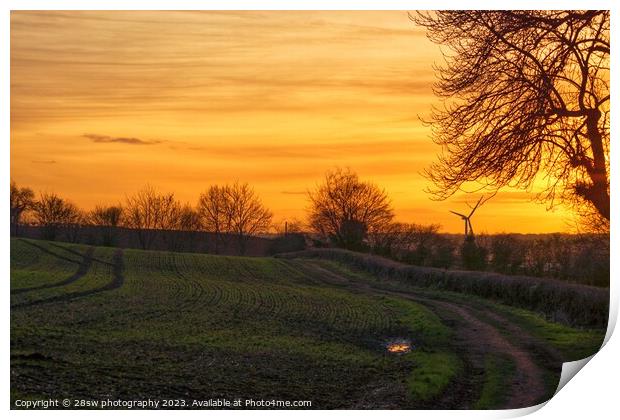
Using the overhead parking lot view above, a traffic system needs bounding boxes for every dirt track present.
[296,260,564,409]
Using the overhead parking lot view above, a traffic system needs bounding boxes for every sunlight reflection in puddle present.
[385,339,413,354]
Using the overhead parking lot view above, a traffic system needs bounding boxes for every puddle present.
[385,338,413,354]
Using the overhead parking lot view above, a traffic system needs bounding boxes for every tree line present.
[8,169,432,262]
[9,168,609,286]
[11,168,398,251]
[10,181,273,255]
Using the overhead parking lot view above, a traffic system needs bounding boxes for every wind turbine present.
[450,196,484,239]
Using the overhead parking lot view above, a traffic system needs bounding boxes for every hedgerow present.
[277,248,608,328]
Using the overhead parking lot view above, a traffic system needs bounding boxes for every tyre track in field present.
[477,308,564,370]
[11,245,95,295]
[48,242,115,267]
[16,239,83,265]
[293,259,552,409]
[416,297,547,409]
[12,249,125,309]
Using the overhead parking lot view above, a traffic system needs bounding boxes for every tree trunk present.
[584,109,610,220]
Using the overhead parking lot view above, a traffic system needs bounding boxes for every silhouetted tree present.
[414,11,610,231]
[198,186,231,254]
[461,236,487,271]
[157,198,183,251]
[90,205,123,226]
[89,205,124,246]
[32,192,81,241]
[65,209,87,243]
[225,182,273,255]
[178,205,202,232]
[124,185,178,250]
[177,204,202,251]
[10,181,34,236]
[160,203,202,251]
[198,183,272,255]
[308,168,394,250]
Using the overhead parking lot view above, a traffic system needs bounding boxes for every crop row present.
[115,250,397,336]
[11,242,426,347]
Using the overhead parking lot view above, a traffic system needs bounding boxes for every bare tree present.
[414,11,610,230]
[178,204,202,232]
[32,192,81,241]
[65,208,88,243]
[308,169,394,248]
[124,185,178,250]
[307,168,394,250]
[225,182,273,255]
[197,186,231,254]
[10,181,35,236]
[89,205,124,246]
[177,204,202,251]
[159,200,183,233]
[90,205,123,227]
[159,202,202,251]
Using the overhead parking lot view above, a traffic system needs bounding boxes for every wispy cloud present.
[31,159,57,164]
[83,133,162,146]
[10,11,435,128]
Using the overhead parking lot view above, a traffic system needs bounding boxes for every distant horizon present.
[11,177,581,235]
[11,11,575,233]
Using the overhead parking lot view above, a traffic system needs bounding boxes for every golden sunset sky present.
[10,10,574,233]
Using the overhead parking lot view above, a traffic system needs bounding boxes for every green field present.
[10,238,606,409]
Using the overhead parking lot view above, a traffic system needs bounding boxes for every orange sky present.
[10,10,575,233]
